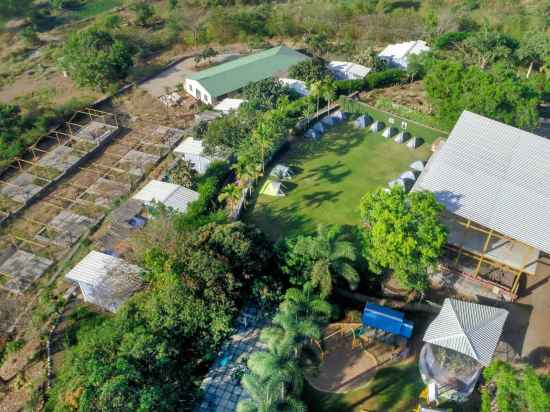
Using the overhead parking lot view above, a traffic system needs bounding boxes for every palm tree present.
[218,183,242,209]
[309,81,323,115]
[232,161,256,187]
[282,282,333,321]
[303,101,316,127]
[322,80,336,113]
[309,225,360,298]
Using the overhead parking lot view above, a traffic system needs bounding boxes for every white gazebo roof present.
[328,61,372,80]
[423,298,508,366]
[133,180,199,214]
[213,98,246,113]
[174,136,205,156]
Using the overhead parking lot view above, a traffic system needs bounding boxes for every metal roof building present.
[378,40,430,69]
[65,251,143,312]
[414,111,549,299]
[133,180,199,213]
[328,61,372,80]
[184,46,310,104]
[173,137,220,174]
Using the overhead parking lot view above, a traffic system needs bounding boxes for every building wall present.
[185,79,214,105]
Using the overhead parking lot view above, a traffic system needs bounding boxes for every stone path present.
[194,306,267,412]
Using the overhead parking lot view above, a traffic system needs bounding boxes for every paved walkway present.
[194,306,267,412]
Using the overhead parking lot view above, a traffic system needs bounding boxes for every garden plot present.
[0,249,53,294]
[34,210,94,247]
[37,145,80,172]
[118,150,160,177]
[86,178,131,207]
[0,172,43,203]
[73,120,118,145]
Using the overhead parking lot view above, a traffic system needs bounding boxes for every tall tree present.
[517,32,550,78]
[359,186,447,292]
[59,28,134,91]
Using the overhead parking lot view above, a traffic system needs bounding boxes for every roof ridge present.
[448,299,479,361]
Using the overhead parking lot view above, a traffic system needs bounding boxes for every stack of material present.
[370,121,385,132]
[407,137,423,149]
[394,131,411,144]
[159,92,183,107]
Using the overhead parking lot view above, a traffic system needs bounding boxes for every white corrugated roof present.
[328,61,371,80]
[279,78,308,96]
[174,137,205,156]
[378,40,430,60]
[133,180,199,213]
[423,298,508,366]
[414,110,550,254]
[65,251,142,287]
[213,98,246,113]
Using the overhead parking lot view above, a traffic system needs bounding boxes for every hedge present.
[334,68,406,95]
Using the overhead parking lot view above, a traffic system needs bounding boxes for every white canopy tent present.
[65,251,143,312]
[423,298,508,366]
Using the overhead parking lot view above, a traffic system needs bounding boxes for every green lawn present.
[68,0,123,20]
[244,114,445,241]
[303,359,424,412]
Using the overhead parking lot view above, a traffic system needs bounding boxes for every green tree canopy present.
[359,186,447,292]
[288,58,329,84]
[424,59,541,130]
[481,361,550,412]
[59,27,134,91]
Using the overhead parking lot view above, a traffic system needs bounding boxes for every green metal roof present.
[188,46,310,98]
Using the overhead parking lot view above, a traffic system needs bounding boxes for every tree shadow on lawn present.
[246,201,314,241]
[303,161,351,184]
[303,190,343,208]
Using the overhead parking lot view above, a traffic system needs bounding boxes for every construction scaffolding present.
[438,213,538,300]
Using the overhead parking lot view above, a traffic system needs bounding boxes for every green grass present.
[68,0,123,20]
[244,116,445,241]
[303,359,424,412]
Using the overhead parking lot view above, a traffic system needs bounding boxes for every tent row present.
[354,114,423,149]
[305,111,348,140]
[387,160,425,192]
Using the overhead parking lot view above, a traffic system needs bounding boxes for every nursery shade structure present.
[133,180,199,213]
[423,298,508,366]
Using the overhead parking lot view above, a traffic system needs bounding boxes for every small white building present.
[378,40,430,69]
[173,137,219,174]
[213,98,246,114]
[65,251,143,312]
[328,61,372,80]
[133,180,199,214]
[279,78,309,96]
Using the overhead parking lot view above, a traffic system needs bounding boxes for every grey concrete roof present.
[414,111,550,253]
[423,298,508,366]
